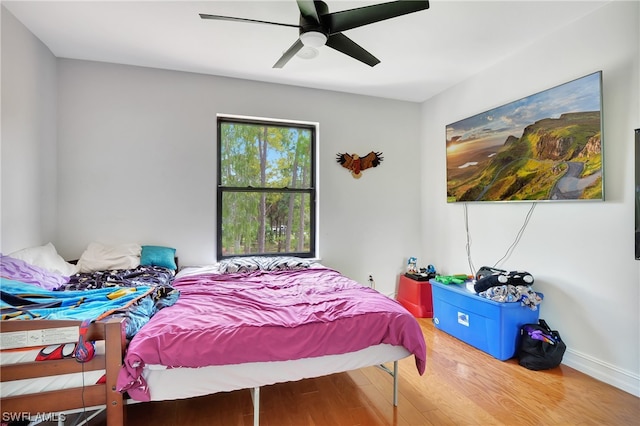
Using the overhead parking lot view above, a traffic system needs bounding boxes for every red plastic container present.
[396,274,433,318]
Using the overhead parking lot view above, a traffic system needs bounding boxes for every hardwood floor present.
[106,318,638,425]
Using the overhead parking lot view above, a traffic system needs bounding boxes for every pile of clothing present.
[473,267,542,310]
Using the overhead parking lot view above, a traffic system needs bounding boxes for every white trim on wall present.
[563,349,640,397]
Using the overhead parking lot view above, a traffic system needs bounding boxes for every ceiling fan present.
[199,0,430,68]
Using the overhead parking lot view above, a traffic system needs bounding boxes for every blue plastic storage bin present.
[429,279,542,361]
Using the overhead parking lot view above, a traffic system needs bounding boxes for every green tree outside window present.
[217,116,317,259]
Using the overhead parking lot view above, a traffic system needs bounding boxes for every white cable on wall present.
[464,202,537,275]
[493,203,537,269]
[464,203,476,277]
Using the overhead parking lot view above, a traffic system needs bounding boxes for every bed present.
[0,243,179,425]
[1,248,427,425]
[117,257,427,425]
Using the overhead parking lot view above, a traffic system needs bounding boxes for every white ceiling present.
[3,0,610,102]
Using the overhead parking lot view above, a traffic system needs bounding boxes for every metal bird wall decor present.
[336,151,384,179]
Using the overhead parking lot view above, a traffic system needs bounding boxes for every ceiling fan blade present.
[273,39,305,68]
[326,33,380,67]
[324,0,429,34]
[296,0,321,24]
[199,13,300,29]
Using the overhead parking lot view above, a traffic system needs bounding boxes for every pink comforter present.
[117,266,426,401]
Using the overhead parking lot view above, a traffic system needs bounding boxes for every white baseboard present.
[562,348,640,397]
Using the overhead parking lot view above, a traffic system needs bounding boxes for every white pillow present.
[77,242,141,273]
[8,242,79,276]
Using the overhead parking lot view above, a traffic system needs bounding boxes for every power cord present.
[464,202,537,275]
[464,203,477,277]
[493,203,536,268]
[81,361,88,425]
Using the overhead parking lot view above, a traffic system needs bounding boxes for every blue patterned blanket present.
[1,274,179,339]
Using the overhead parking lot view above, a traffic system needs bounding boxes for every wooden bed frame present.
[0,318,126,426]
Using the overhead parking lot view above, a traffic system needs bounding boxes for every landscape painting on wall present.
[446,71,603,203]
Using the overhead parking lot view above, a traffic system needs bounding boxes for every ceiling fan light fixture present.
[201,0,431,69]
[296,46,319,59]
[300,31,327,47]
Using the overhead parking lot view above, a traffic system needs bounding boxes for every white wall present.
[420,0,640,396]
[0,7,57,253]
[54,59,422,292]
[1,2,422,296]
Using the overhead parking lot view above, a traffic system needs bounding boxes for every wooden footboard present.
[0,318,126,426]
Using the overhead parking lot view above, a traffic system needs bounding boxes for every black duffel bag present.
[518,319,566,370]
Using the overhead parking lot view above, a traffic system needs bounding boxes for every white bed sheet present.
[143,343,411,401]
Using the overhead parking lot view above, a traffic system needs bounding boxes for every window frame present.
[216,114,318,260]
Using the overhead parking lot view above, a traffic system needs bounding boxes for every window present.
[217,115,317,259]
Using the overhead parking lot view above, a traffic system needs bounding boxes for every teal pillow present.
[140,245,177,270]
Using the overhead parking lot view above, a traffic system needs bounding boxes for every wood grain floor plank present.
[93,318,639,425]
